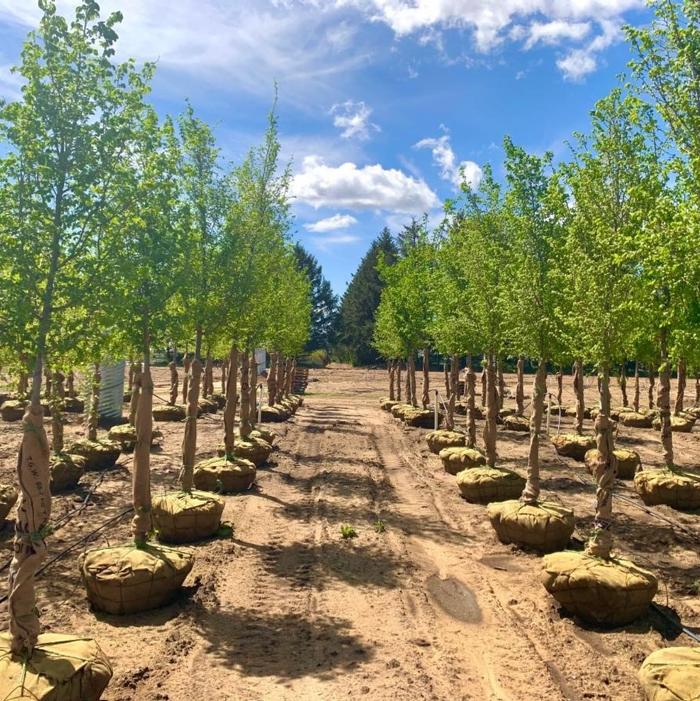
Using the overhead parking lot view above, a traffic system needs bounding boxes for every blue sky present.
[0,0,650,295]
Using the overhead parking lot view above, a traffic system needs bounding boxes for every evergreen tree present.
[293,242,338,350]
[337,228,398,365]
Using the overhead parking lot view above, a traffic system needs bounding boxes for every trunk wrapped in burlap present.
[260,405,288,423]
[0,632,112,701]
[107,424,163,453]
[152,404,186,422]
[438,447,486,475]
[66,440,120,471]
[541,551,657,626]
[551,434,596,461]
[380,399,398,412]
[193,457,256,493]
[456,467,525,504]
[618,411,653,428]
[63,397,84,414]
[79,543,194,615]
[652,414,696,433]
[638,646,700,701]
[0,484,18,521]
[503,415,529,432]
[487,500,575,552]
[425,430,465,454]
[403,407,440,428]
[152,491,225,544]
[634,468,700,510]
[49,455,86,493]
[218,437,272,467]
[1,400,28,422]
[585,448,640,480]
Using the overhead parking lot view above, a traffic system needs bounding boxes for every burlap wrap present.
[108,425,163,453]
[217,437,271,467]
[209,393,227,410]
[152,404,186,422]
[1,401,28,422]
[503,415,530,432]
[79,543,194,615]
[585,448,640,480]
[63,397,84,414]
[638,646,700,701]
[260,405,288,423]
[0,633,112,701]
[193,456,256,493]
[438,447,486,475]
[551,433,596,461]
[456,467,525,504]
[425,430,465,454]
[65,440,120,472]
[152,491,225,544]
[197,398,218,414]
[379,398,398,412]
[49,455,85,493]
[487,500,575,552]
[541,551,657,626]
[248,427,275,446]
[652,414,696,433]
[634,468,700,510]
[390,403,413,419]
[403,407,439,428]
[0,484,18,521]
[619,411,653,428]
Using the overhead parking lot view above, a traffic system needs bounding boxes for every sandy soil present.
[1,364,700,700]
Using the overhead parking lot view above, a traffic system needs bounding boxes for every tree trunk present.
[481,364,487,408]
[249,351,258,426]
[223,347,239,457]
[573,359,585,435]
[521,359,547,504]
[648,366,656,409]
[404,358,410,403]
[585,365,616,560]
[43,365,51,400]
[179,358,202,493]
[696,372,700,406]
[674,359,686,415]
[129,365,142,427]
[396,361,402,402]
[483,353,498,468]
[409,353,418,407]
[66,370,76,398]
[128,359,135,394]
[659,356,674,467]
[221,357,228,395]
[515,356,525,415]
[497,359,505,410]
[168,361,178,406]
[422,347,430,409]
[203,351,213,398]
[51,371,65,455]
[131,358,153,546]
[182,355,191,405]
[267,352,277,406]
[240,351,252,439]
[633,360,640,413]
[556,368,563,407]
[388,361,395,401]
[87,363,100,442]
[443,359,450,398]
[276,357,287,404]
[287,359,296,396]
[446,353,459,431]
[17,354,29,398]
[619,363,629,407]
[466,365,477,449]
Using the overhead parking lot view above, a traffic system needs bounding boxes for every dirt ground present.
[1,364,700,700]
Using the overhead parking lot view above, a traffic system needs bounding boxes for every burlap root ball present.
[439,447,487,475]
[107,424,163,452]
[66,439,120,471]
[502,415,529,432]
[425,429,465,454]
[686,406,700,420]
[390,403,413,420]
[456,467,525,504]
[487,500,575,553]
[380,399,398,412]
[249,427,275,446]
[564,405,592,419]
[638,646,700,701]
[63,397,85,413]
[0,483,18,521]
[1,399,27,422]
[584,448,641,480]
[193,456,257,493]
[209,392,227,409]
[152,491,225,544]
[279,398,297,414]
[541,551,657,626]
[50,454,86,492]
[619,411,654,428]
[0,632,112,701]
[217,437,272,467]
[634,468,700,510]
[260,405,288,423]
[152,404,186,422]
[198,398,218,414]
[404,407,440,428]
[551,433,596,461]
[652,415,696,433]
[79,543,194,615]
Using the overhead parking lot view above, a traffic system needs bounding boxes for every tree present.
[337,228,398,365]
[293,242,338,351]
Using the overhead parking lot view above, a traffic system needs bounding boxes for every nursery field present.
[1,364,698,700]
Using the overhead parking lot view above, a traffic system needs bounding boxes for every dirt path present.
[2,365,699,700]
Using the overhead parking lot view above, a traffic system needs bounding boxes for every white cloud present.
[311,233,361,250]
[524,20,591,50]
[291,155,439,214]
[557,19,621,80]
[414,132,482,190]
[330,100,380,139]
[304,213,358,232]
[0,63,23,100]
